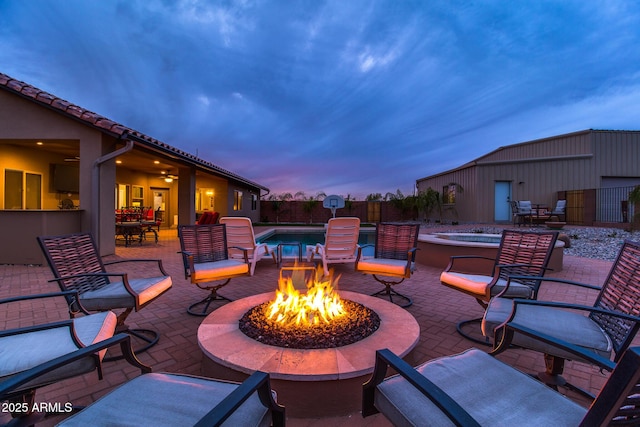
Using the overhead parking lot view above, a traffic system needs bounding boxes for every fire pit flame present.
[267,268,345,327]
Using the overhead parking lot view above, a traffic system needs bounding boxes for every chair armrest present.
[505,276,601,292]
[194,371,286,427]
[0,333,151,399]
[0,290,90,316]
[0,319,77,340]
[355,245,374,264]
[48,272,141,303]
[362,348,481,427]
[104,258,169,276]
[228,246,250,264]
[443,255,496,275]
[492,321,616,372]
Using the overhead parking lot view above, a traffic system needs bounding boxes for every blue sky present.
[1,1,640,199]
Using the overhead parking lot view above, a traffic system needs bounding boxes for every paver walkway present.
[0,225,629,426]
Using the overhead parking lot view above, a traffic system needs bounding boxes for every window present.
[251,194,257,210]
[132,186,144,207]
[4,169,42,209]
[233,190,243,211]
[442,184,456,204]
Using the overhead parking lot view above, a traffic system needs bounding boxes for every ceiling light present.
[164,177,173,183]
[154,160,160,164]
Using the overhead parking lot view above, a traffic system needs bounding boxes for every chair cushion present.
[482,297,613,360]
[375,348,586,426]
[80,276,172,310]
[58,373,273,427]
[440,272,533,300]
[357,258,412,276]
[0,311,117,391]
[193,259,249,282]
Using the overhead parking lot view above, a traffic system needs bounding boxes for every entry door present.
[152,188,169,228]
[494,181,512,222]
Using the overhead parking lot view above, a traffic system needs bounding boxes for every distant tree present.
[366,193,383,201]
[301,192,326,223]
[267,192,292,223]
[343,194,355,214]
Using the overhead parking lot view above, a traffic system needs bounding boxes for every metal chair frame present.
[178,224,249,316]
[355,222,420,307]
[441,229,558,344]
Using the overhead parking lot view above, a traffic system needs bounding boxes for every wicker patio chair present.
[37,233,172,358]
[178,224,250,316]
[440,229,558,343]
[362,323,640,425]
[355,222,420,307]
[483,239,640,398]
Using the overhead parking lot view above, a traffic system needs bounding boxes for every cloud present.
[1,0,639,199]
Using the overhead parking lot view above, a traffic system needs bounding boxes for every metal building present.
[416,129,640,224]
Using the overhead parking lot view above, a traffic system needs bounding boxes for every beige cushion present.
[482,297,613,361]
[193,259,249,282]
[375,348,586,426]
[357,258,412,276]
[441,272,533,299]
[58,373,273,427]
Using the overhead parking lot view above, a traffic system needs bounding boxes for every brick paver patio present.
[0,226,629,426]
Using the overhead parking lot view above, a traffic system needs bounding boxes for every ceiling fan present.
[159,171,179,182]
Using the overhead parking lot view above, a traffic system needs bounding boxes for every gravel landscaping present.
[422,224,640,261]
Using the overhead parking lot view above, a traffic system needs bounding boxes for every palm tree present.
[268,192,292,223]
[301,192,326,223]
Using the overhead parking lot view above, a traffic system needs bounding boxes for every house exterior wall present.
[0,85,265,264]
[416,130,640,224]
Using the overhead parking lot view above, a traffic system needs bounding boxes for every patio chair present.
[362,323,640,426]
[178,224,250,316]
[219,216,275,276]
[0,292,142,424]
[440,229,558,344]
[1,337,284,427]
[307,217,361,276]
[482,239,640,398]
[355,222,420,307]
[545,199,567,222]
[37,233,172,357]
[511,200,535,226]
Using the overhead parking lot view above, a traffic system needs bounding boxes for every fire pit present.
[239,269,380,349]
[197,269,419,417]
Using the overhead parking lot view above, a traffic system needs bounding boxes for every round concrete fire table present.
[197,290,420,417]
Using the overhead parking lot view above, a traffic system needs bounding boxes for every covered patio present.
[0,226,624,425]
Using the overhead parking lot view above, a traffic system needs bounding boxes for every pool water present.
[257,230,375,259]
[435,233,501,244]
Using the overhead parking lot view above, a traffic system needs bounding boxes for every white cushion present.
[482,297,613,360]
[0,311,117,391]
[58,373,273,427]
[375,348,586,426]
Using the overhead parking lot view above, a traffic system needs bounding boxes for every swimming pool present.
[256,228,375,259]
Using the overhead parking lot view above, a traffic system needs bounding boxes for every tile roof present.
[0,72,268,192]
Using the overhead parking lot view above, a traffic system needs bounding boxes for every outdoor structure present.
[0,72,267,264]
[416,130,640,225]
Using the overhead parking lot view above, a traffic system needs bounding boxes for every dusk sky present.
[1,1,639,199]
